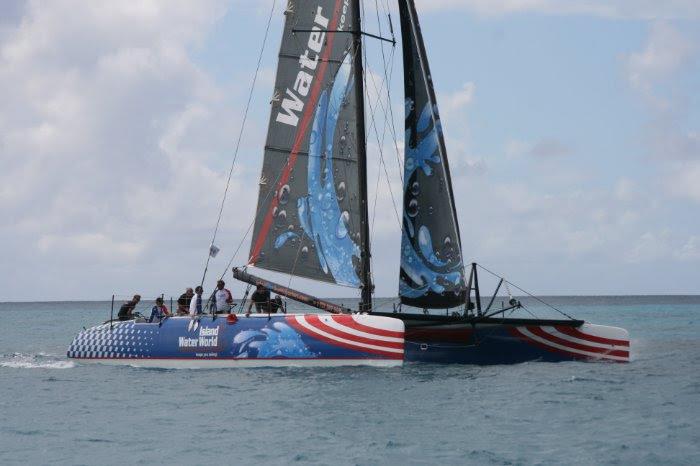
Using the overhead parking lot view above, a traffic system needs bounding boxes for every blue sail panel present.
[398,0,466,308]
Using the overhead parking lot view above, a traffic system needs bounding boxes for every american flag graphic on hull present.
[286,314,405,359]
[510,323,629,362]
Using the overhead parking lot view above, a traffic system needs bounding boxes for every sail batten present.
[249,1,366,288]
[398,0,467,308]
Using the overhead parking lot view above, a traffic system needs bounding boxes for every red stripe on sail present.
[286,316,403,359]
[338,316,405,338]
[305,315,404,349]
[249,0,344,265]
[527,327,629,358]
[554,325,629,347]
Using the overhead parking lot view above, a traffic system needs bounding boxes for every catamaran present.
[68,0,629,367]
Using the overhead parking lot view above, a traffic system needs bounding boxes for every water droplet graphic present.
[340,135,347,145]
[406,158,415,173]
[337,181,346,201]
[336,222,348,239]
[443,235,456,261]
[321,192,333,210]
[411,181,420,196]
[301,246,309,259]
[275,209,287,225]
[279,184,290,205]
[407,199,419,217]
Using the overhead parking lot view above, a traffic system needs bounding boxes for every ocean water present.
[1,297,698,465]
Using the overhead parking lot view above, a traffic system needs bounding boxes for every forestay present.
[249,0,365,287]
[398,0,466,308]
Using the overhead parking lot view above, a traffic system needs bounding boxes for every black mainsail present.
[398,0,466,309]
[249,1,371,300]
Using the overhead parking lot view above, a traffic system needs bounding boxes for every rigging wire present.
[368,0,399,243]
[200,0,277,287]
[373,0,403,182]
[364,64,402,232]
[361,3,401,234]
[216,145,290,281]
[476,263,576,320]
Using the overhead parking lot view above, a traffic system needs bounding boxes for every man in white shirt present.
[213,280,234,314]
[189,286,204,316]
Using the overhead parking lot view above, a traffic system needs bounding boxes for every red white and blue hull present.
[67,314,404,368]
[374,314,630,364]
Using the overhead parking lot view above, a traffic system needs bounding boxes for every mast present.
[352,0,372,312]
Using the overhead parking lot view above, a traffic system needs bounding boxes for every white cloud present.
[416,0,700,20]
[37,233,145,263]
[504,138,572,158]
[619,22,700,217]
[623,22,699,208]
[665,160,700,203]
[439,82,476,118]
[625,231,700,263]
[676,236,700,261]
[437,82,485,173]
[0,0,267,300]
[613,178,637,202]
[625,230,672,263]
[626,22,693,96]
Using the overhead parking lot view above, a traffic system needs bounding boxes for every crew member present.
[149,297,170,323]
[246,284,270,315]
[117,294,141,321]
[189,286,204,316]
[213,280,234,314]
[270,295,284,314]
[177,288,194,315]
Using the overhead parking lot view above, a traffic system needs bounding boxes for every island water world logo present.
[178,322,223,352]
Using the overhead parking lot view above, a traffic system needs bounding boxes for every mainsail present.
[398,0,466,308]
[249,1,366,288]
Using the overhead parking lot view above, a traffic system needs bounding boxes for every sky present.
[1,0,699,301]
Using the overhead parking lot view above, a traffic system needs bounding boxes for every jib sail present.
[398,0,467,308]
[248,0,365,288]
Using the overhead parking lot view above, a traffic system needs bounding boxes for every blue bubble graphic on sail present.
[400,99,465,302]
[273,53,360,287]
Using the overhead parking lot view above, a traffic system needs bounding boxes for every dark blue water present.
[1,298,698,465]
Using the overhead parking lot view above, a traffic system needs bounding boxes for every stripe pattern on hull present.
[509,324,629,362]
[286,314,404,359]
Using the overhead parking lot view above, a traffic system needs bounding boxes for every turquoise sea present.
[1,297,698,465]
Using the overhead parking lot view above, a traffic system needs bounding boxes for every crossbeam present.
[232,267,352,315]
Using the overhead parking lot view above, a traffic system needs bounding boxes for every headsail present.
[398,0,466,308]
[249,1,365,288]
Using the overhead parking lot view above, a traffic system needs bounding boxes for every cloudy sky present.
[1,0,698,301]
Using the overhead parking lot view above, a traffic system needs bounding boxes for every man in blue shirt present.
[149,297,170,323]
